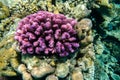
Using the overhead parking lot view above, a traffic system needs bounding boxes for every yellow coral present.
[0,61,8,70]
[47,0,53,12]
[0,70,17,76]
[97,0,112,8]
[50,60,56,66]
[0,47,19,76]
[0,2,10,19]
[10,58,19,70]
[0,36,19,76]
[0,34,14,48]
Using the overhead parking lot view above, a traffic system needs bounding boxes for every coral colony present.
[14,11,79,56]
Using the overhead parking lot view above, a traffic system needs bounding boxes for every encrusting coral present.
[0,16,20,77]
[72,68,83,80]
[0,29,19,76]
[18,64,33,80]
[75,18,93,47]
[18,55,55,79]
[55,63,69,78]
[0,48,19,76]
[15,11,79,57]
[75,18,95,80]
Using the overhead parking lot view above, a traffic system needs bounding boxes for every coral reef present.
[15,11,79,56]
[93,1,120,42]
[0,0,20,7]
[0,1,9,19]
[61,1,91,20]
[18,64,32,80]
[18,55,55,80]
[9,0,91,20]
[75,18,93,47]
[14,18,95,80]
[31,63,55,78]
[94,39,120,80]
[0,40,19,76]
[10,0,38,18]
[91,1,120,79]
[0,0,95,80]
[93,29,120,80]
[0,15,20,77]
[75,18,95,80]
[1,0,120,80]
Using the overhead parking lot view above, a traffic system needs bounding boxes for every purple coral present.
[14,11,79,56]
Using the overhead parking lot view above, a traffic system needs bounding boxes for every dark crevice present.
[101,35,120,44]
[6,75,22,80]
[90,8,106,37]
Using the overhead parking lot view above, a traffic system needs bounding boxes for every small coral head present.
[14,11,79,57]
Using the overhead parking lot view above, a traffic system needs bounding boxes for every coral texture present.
[75,18,95,80]
[0,18,20,76]
[15,11,79,56]
[0,2,9,19]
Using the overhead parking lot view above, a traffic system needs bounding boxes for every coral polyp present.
[15,11,79,56]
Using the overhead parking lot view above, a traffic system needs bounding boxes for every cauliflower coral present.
[14,11,79,56]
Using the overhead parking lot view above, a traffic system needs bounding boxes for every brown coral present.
[75,18,93,47]
[75,18,95,80]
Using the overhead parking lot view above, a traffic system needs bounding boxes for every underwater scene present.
[0,0,120,80]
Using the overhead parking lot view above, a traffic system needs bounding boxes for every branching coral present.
[10,0,38,18]
[15,11,79,56]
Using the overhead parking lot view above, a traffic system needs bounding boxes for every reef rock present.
[72,68,83,80]
[55,63,69,78]
[31,64,55,78]
[46,75,58,80]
